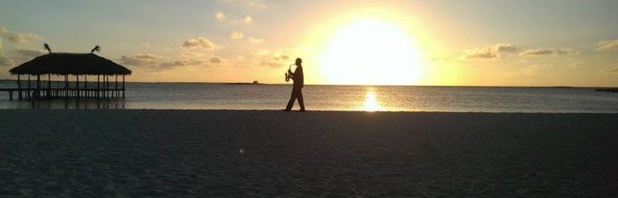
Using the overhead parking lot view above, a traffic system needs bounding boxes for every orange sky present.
[1,0,617,86]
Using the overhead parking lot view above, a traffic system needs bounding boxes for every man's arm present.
[288,69,295,78]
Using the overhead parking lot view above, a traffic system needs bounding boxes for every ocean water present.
[1,82,617,113]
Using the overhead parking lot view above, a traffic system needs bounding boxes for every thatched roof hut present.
[6,52,131,100]
[9,53,131,75]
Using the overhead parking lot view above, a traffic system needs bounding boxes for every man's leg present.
[297,87,305,111]
[285,87,297,111]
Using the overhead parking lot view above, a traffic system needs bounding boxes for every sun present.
[319,19,423,85]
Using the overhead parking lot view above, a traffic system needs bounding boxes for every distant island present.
[595,88,618,93]
[227,80,264,85]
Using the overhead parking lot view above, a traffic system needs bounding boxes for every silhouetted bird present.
[91,45,101,54]
[44,43,51,53]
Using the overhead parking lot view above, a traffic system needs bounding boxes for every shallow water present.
[1,82,617,113]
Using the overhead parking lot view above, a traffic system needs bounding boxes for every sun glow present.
[363,90,383,112]
[319,19,423,85]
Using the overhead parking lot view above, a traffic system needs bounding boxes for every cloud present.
[273,52,290,61]
[13,48,46,58]
[254,50,291,67]
[134,53,159,60]
[555,49,578,55]
[243,0,268,9]
[158,59,204,70]
[230,31,245,40]
[1,48,45,66]
[492,43,520,52]
[0,52,13,66]
[519,48,579,56]
[462,49,498,59]
[181,37,221,50]
[461,43,519,59]
[180,51,204,59]
[214,11,253,25]
[214,11,226,21]
[520,64,553,74]
[0,27,42,43]
[248,37,264,44]
[429,57,453,62]
[230,32,264,44]
[595,39,618,51]
[0,41,12,66]
[120,52,215,71]
[220,0,269,9]
[119,54,159,66]
[244,16,253,24]
[140,42,152,48]
[519,49,553,56]
[570,62,584,68]
[210,57,222,64]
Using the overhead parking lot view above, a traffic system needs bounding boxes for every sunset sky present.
[1,0,617,86]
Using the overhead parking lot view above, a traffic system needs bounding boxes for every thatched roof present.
[9,53,132,75]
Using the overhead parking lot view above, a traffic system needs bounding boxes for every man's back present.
[293,66,304,87]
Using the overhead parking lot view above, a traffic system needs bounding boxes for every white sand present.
[1,110,617,197]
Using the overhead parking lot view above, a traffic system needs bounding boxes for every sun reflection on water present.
[363,89,383,112]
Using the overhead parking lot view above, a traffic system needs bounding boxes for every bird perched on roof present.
[91,45,101,54]
[44,43,51,54]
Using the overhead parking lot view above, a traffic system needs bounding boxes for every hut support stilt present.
[17,75,22,100]
[122,75,125,98]
[97,75,100,99]
[64,75,68,98]
[106,75,109,98]
[76,75,80,98]
[84,75,88,98]
[115,75,118,97]
[47,74,51,98]
[27,75,31,99]
[36,75,40,99]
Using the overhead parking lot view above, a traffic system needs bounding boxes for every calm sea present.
[1,82,617,113]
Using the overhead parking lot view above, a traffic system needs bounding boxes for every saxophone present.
[284,64,293,82]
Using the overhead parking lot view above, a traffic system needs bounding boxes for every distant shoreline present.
[226,82,266,85]
[1,80,616,89]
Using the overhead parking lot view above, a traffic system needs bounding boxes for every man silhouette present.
[284,58,305,112]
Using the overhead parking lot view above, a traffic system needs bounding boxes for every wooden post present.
[47,74,51,98]
[106,75,109,98]
[76,75,80,98]
[27,75,31,99]
[17,74,22,100]
[115,75,118,97]
[64,75,68,98]
[122,75,126,98]
[84,75,88,98]
[36,74,40,99]
[97,75,100,99]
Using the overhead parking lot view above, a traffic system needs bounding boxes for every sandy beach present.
[1,110,616,197]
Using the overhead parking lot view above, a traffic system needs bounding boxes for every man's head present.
[295,58,302,66]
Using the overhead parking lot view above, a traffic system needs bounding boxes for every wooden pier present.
[1,85,126,100]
